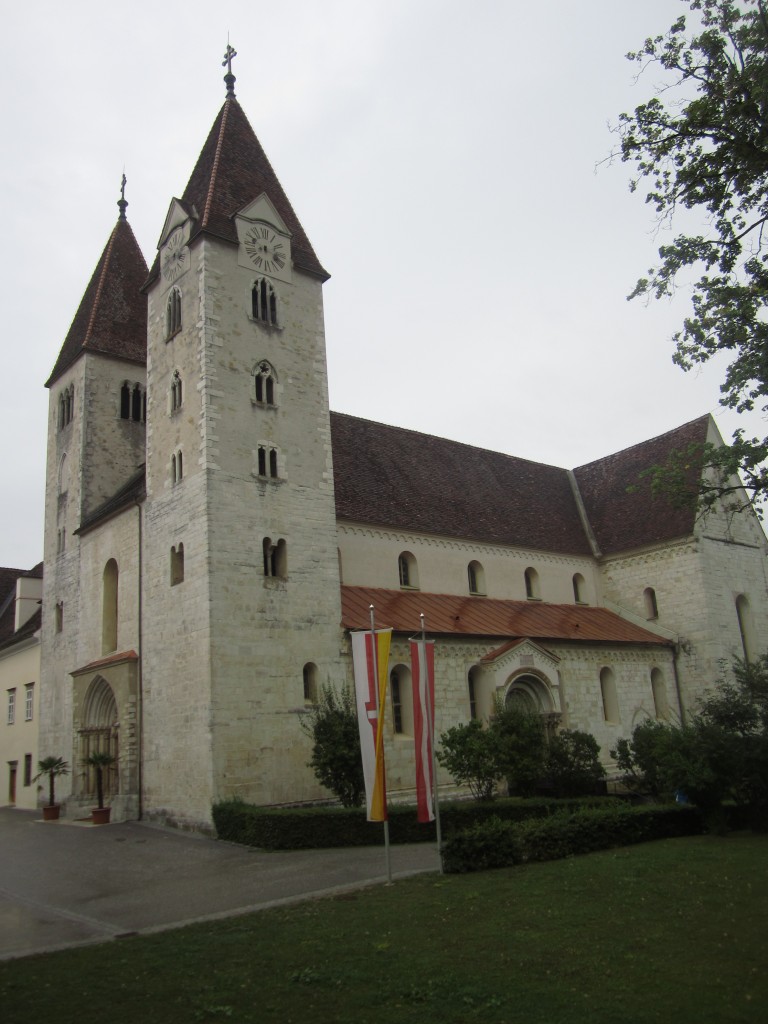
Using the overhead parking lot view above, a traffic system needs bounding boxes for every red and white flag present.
[351,629,392,822]
[410,638,436,823]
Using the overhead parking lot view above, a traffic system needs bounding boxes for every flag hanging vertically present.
[351,628,392,822]
[410,637,436,823]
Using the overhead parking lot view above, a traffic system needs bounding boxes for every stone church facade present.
[37,65,768,830]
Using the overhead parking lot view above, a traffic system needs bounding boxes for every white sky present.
[1,0,762,569]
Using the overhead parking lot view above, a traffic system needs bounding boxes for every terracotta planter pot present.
[91,807,111,825]
[42,804,61,821]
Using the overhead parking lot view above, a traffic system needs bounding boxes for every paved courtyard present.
[0,807,438,960]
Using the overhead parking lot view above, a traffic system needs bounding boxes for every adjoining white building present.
[1,564,43,809]
[36,61,768,831]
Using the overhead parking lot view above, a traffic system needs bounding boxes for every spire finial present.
[222,41,237,97]
[117,173,128,220]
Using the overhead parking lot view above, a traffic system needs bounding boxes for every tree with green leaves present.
[614,0,768,512]
[436,718,502,800]
[300,685,365,808]
[544,729,606,797]
[490,700,547,798]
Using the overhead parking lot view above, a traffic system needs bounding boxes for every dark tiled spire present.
[145,66,328,286]
[46,210,148,387]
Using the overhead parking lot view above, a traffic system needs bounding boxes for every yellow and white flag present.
[351,628,392,821]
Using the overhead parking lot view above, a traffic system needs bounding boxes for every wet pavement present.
[0,807,439,960]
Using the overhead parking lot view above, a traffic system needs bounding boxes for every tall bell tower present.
[140,51,344,826]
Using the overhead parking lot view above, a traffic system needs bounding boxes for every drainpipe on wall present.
[136,500,143,819]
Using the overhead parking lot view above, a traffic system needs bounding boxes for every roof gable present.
[572,416,710,555]
[47,217,148,387]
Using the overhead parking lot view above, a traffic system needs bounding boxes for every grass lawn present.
[1,834,766,1024]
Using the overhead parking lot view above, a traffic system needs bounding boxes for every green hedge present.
[441,803,705,873]
[212,796,621,851]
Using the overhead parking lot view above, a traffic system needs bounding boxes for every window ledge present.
[165,327,181,343]
[247,315,282,330]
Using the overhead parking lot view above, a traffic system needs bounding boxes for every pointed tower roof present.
[46,208,148,387]
[146,94,328,285]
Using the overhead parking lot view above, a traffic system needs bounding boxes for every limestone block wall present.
[338,523,601,606]
[339,634,677,803]
[80,354,146,519]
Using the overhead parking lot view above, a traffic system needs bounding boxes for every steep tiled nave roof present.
[331,412,707,556]
[46,216,148,387]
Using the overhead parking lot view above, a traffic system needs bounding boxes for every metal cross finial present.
[117,173,128,220]
[222,42,238,74]
[222,42,238,97]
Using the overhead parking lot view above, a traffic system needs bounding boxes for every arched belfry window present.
[252,278,278,325]
[166,287,182,339]
[120,382,145,423]
[263,537,287,578]
[58,385,74,429]
[254,361,277,405]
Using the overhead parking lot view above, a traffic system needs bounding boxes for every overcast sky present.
[1,0,760,569]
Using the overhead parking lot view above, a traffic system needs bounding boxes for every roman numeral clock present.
[244,225,287,275]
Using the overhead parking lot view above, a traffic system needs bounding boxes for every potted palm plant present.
[35,756,70,820]
[84,751,116,824]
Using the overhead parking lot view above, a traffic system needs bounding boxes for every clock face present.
[244,225,287,274]
[162,228,187,281]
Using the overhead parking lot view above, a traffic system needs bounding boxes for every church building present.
[37,56,768,830]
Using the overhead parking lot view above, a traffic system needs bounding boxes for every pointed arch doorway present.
[79,675,119,803]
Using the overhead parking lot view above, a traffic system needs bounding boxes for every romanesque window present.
[257,445,280,480]
[651,668,668,719]
[254,361,277,405]
[390,666,413,735]
[644,587,659,620]
[58,453,68,496]
[166,287,182,339]
[24,683,34,722]
[599,666,619,723]
[170,370,183,412]
[171,544,185,586]
[468,667,478,719]
[263,537,287,578]
[573,573,586,604]
[102,559,118,655]
[58,385,74,429]
[524,567,540,600]
[120,382,146,423]
[303,663,318,704]
[251,278,278,325]
[398,551,419,590]
[468,560,485,595]
[735,594,753,662]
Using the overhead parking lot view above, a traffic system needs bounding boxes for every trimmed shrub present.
[213,795,622,851]
[441,803,704,873]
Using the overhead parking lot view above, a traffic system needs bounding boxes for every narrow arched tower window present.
[166,287,182,339]
[252,279,278,325]
[254,361,278,405]
[102,559,118,655]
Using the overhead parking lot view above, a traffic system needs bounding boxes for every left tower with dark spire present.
[39,183,148,820]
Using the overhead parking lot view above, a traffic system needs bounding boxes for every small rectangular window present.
[25,684,34,721]
[7,689,16,725]
[24,754,32,786]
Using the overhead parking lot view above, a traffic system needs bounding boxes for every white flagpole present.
[420,613,443,874]
[369,604,392,884]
